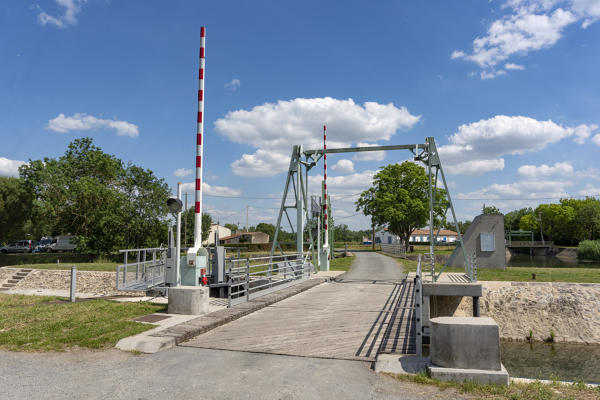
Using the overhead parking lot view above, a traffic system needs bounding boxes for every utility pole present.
[246,205,249,232]
[538,211,545,245]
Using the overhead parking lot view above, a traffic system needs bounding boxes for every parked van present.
[48,236,77,252]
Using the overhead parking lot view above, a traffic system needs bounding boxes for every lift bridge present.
[116,137,475,306]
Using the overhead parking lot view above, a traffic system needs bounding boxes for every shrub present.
[577,240,600,261]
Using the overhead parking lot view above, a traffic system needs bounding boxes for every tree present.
[19,138,170,253]
[224,223,238,233]
[356,162,445,250]
[182,209,212,246]
[255,223,275,241]
[0,177,32,243]
[457,220,471,235]
[482,205,502,215]
[574,199,600,241]
[537,203,574,242]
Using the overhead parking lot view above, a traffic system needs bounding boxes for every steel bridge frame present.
[270,137,475,282]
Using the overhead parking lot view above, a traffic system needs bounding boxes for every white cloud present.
[457,179,573,200]
[592,134,600,146]
[439,115,597,175]
[0,157,26,177]
[480,69,507,79]
[505,63,525,70]
[331,159,355,174]
[181,182,241,197]
[444,159,505,175]
[37,0,86,28]
[578,184,600,196]
[174,168,193,178]
[517,161,574,177]
[215,97,420,177]
[452,0,600,78]
[352,143,386,161]
[47,113,139,137]
[225,78,241,91]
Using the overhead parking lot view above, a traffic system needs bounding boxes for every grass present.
[389,372,600,400]
[4,262,117,272]
[392,257,600,283]
[329,255,355,271]
[0,294,166,351]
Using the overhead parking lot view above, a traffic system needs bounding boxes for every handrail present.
[415,255,422,357]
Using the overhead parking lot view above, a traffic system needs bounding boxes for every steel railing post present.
[246,259,250,302]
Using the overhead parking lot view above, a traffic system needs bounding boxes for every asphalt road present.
[0,347,471,400]
[337,251,407,283]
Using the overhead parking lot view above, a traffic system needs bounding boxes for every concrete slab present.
[428,364,509,385]
[422,282,482,297]
[168,286,209,315]
[374,354,430,374]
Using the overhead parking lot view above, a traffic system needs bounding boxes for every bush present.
[577,240,600,261]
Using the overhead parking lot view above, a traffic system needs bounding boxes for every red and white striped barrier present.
[323,125,328,249]
[194,26,206,248]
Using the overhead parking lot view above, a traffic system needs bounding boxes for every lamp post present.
[167,183,184,286]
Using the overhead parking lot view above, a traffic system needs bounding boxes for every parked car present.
[0,240,34,253]
[47,236,77,252]
[33,237,53,253]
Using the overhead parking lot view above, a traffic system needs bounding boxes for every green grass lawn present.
[392,256,600,283]
[329,255,355,271]
[4,262,117,272]
[0,294,166,351]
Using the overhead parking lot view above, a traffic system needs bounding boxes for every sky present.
[1,0,600,231]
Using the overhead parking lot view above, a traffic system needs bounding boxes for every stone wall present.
[2,268,141,296]
[452,281,600,344]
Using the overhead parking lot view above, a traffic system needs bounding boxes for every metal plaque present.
[480,233,495,252]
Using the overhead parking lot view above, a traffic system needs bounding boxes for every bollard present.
[70,265,77,302]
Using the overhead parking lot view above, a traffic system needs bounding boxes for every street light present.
[167,183,183,286]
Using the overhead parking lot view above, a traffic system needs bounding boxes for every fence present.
[227,253,313,307]
[116,247,167,291]
[380,243,407,258]
[414,254,423,357]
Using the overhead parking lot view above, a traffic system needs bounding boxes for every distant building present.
[409,229,458,243]
[203,224,232,246]
[220,231,269,244]
[374,229,402,245]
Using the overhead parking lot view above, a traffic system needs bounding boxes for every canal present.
[507,254,600,269]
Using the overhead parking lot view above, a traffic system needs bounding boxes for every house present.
[202,224,232,246]
[374,229,402,245]
[219,231,269,244]
[409,228,458,243]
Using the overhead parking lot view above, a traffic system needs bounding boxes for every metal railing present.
[414,255,423,357]
[507,240,553,247]
[227,253,313,307]
[116,247,167,291]
[380,243,407,258]
[466,251,478,282]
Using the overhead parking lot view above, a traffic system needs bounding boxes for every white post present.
[176,182,182,286]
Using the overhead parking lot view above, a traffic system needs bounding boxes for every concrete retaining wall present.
[451,281,600,344]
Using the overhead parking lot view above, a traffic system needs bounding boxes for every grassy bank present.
[577,240,600,261]
[0,294,166,351]
[394,257,600,283]
[329,255,355,271]
[390,372,600,400]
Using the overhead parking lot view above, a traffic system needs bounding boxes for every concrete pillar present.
[473,296,480,317]
[168,286,209,315]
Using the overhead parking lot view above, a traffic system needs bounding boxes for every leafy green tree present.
[537,203,574,242]
[0,177,32,243]
[482,205,502,215]
[224,223,238,233]
[457,220,471,235]
[356,162,445,250]
[255,223,275,241]
[182,209,212,246]
[574,199,600,240]
[519,213,539,233]
[504,208,533,232]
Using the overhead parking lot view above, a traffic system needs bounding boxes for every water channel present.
[507,254,600,268]
[500,341,600,384]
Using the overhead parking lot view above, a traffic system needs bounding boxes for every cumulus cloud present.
[505,63,525,70]
[331,159,355,174]
[36,0,86,28]
[215,97,420,177]
[181,182,241,197]
[457,179,574,200]
[225,78,241,91]
[578,184,600,196]
[0,157,26,177]
[439,115,597,175]
[517,161,574,177]
[174,168,193,178]
[592,134,600,146]
[47,113,139,137]
[352,143,386,161]
[452,0,600,78]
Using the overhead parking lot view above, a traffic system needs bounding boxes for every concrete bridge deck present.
[181,252,416,361]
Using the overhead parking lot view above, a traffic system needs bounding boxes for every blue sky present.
[1,0,600,230]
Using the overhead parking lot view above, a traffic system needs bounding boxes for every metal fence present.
[507,241,553,247]
[414,255,423,357]
[227,253,313,307]
[380,243,407,258]
[116,247,167,291]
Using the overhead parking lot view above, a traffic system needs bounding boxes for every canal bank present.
[450,281,600,344]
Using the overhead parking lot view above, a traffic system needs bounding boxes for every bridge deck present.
[181,278,416,361]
